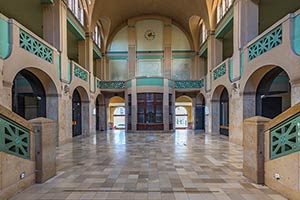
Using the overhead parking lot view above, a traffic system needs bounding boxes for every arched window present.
[200,23,208,44]
[217,0,233,23]
[67,0,84,26]
[93,24,101,48]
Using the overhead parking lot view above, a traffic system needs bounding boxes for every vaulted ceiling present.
[92,0,209,33]
[85,0,220,50]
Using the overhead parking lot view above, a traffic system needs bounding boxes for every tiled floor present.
[11,130,287,200]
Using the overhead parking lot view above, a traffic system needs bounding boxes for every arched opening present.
[244,66,291,120]
[72,87,89,137]
[108,96,125,130]
[12,68,59,143]
[12,69,46,119]
[175,106,188,129]
[175,96,192,129]
[72,89,82,137]
[195,93,206,130]
[212,85,230,136]
[220,88,229,136]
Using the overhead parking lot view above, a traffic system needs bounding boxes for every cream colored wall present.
[171,25,191,50]
[136,20,164,51]
[109,26,128,51]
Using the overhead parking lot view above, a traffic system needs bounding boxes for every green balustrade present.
[175,80,204,89]
[248,26,282,61]
[213,63,226,80]
[97,80,126,89]
[0,115,30,160]
[19,29,53,63]
[270,114,300,160]
[74,64,88,81]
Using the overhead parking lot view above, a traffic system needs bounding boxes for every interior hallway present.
[11,131,286,200]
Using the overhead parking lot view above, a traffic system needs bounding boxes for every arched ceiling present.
[91,0,212,39]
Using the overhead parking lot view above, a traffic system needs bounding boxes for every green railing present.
[19,29,53,63]
[213,62,226,80]
[74,64,88,82]
[97,80,126,89]
[175,80,204,89]
[270,113,300,160]
[0,115,30,160]
[248,25,282,61]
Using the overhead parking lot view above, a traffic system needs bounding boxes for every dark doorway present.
[72,89,82,137]
[12,69,46,120]
[256,67,291,119]
[195,105,205,130]
[220,88,229,136]
[96,98,100,131]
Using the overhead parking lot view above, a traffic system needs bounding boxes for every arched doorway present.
[108,96,125,129]
[72,89,82,137]
[175,106,188,129]
[175,96,192,129]
[244,66,291,120]
[220,88,229,136]
[212,85,230,136]
[12,69,46,119]
[72,86,90,137]
[195,93,206,130]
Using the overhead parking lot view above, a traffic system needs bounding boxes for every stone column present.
[231,0,258,80]
[128,19,136,79]
[29,118,56,183]
[42,0,69,82]
[198,57,207,78]
[131,79,137,131]
[206,34,223,133]
[163,79,170,131]
[291,79,300,105]
[89,95,96,135]
[163,19,172,79]
[243,116,270,184]
[95,59,102,79]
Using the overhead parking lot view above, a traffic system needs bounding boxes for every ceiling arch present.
[91,0,212,39]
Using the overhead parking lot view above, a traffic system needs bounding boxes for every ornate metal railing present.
[213,62,226,80]
[74,63,88,82]
[97,80,126,89]
[270,114,300,160]
[19,29,53,63]
[0,115,30,160]
[175,80,204,89]
[248,25,282,61]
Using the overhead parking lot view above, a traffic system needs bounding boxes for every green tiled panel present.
[293,15,300,56]
[0,17,11,59]
[136,78,164,87]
